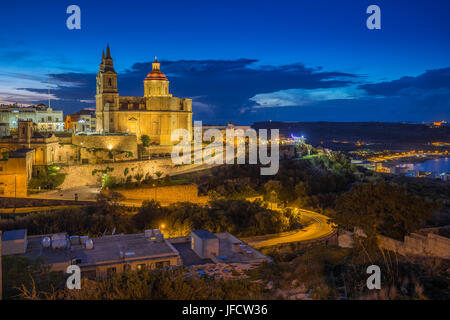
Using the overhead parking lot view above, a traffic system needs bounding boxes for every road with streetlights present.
[243,208,335,248]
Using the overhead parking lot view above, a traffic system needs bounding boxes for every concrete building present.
[191,230,219,259]
[2,229,181,279]
[65,109,96,133]
[95,45,192,145]
[174,230,269,265]
[1,229,28,255]
[1,229,269,281]
[0,103,64,132]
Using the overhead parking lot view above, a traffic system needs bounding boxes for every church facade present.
[95,45,192,145]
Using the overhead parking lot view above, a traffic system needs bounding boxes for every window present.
[108,78,112,86]
[123,264,131,272]
[82,270,97,280]
[48,116,52,121]
[136,264,146,271]
[0,167,3,171]
[154,261,170,268]
[106,267,116,277]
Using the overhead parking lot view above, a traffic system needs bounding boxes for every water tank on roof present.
[145,229,153,238]
[155,233,164,243]
[52,239,67,249]
[80,236,88,247]
[70,235,80,245]
[85,239,94,250]
[42,237,51,248]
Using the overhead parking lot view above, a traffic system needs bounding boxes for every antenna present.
[47,72,51,108]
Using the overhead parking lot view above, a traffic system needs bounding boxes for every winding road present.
[244,208,336,248]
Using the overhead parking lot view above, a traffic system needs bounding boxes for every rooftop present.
[22,232,180,268]
[9,148,33,158]
[2,229,27,241]
[192,229,217,240]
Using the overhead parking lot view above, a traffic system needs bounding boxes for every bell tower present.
[95,44,118,133]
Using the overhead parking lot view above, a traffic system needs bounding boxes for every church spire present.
[106,44,111,59]
[102,50,105,62]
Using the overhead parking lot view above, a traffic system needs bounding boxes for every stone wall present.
[109,184,209,206]
[378,233,450,259]
[72,134,138,155]
[58,158,206,190]
[338,229,450,260]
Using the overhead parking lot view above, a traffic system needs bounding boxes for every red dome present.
[145,70,168,81]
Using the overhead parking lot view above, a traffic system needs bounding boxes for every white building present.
[0,103,64,132]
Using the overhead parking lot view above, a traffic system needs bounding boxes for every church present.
[95,45,192,145]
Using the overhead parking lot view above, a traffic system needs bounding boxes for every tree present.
[332,182,439,241]
[141,134,150,147]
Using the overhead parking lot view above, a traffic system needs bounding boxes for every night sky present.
[0,0,449,124]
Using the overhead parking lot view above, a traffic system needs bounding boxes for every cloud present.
[3,57,450,123]
[249,87,364,109]
[359,67,450,97]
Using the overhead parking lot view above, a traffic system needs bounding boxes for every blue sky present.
[0,0,449,124]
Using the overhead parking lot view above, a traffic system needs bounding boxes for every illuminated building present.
[95,45,192,145]
[0,103,64,132]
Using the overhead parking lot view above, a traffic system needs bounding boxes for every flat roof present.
[22,233,179,267]
[2,229,27,241]
[9,148,33,158]
[191,230,217,240]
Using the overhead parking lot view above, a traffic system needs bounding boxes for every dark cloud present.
[15,60,450,123]
[359,67,450,96]
[19,58,359,120]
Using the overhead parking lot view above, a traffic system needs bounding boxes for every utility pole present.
[0,230,2,300]
[13,174,17,214]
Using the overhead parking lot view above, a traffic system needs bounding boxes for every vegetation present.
[2,255,65,300]
[29,165,66,190]
[252,245,450,300]
[140,134,150,147]
[0,197,300,238]
[331,181,439,241]
[194,156,359,209]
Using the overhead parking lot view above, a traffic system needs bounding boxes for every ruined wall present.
[379,233,450,259]
[339,229,450,260]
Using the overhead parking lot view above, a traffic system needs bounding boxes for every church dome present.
[145,57,168,81]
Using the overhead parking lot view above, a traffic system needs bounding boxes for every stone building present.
[95,45,192,145]
[65,109,96,133]
[0,103,64,132]
[0,148,33,197]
